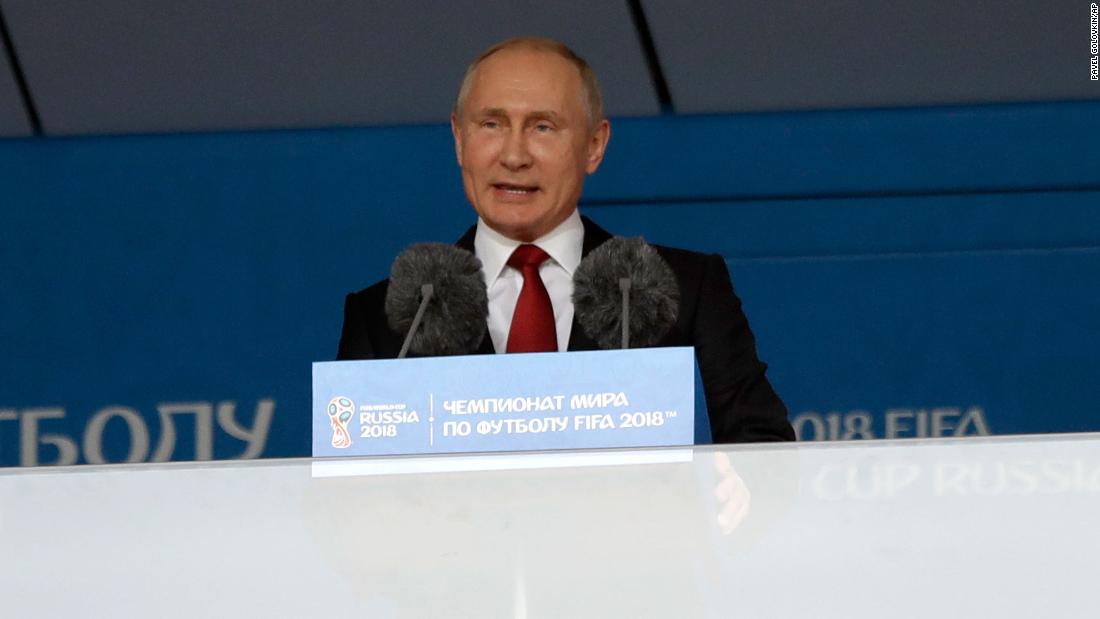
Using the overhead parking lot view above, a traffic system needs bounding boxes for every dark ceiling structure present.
[0,0,1094,138]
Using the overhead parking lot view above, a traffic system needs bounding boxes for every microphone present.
[572,236,680,349]
[384,244,489,357]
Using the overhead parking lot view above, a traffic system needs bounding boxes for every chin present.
[484,212,546,240]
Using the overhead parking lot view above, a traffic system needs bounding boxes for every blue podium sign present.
[312,348,695,457]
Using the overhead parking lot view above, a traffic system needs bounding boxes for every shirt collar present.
[474,209,584,286]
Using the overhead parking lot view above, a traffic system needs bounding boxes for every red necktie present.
[506,244,558,353]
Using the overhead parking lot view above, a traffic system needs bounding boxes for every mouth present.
[492,182,540,196]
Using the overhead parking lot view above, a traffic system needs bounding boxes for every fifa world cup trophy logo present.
[328,397,355,448]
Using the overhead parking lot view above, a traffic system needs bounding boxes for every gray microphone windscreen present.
[385,243,488,356]
[572,237,680,349]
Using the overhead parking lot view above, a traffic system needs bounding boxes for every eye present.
[481,119,501,129]
[534,123,554,133]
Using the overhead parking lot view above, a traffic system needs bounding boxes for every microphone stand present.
[619,278,631,349]
[397,284,434,359]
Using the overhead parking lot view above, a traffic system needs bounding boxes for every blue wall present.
[2,101,1098,465]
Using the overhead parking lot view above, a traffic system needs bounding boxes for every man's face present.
[452,48,610,242]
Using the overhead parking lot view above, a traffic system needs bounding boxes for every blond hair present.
[454,36,604,129]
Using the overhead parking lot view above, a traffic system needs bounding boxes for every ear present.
[451,113,464,167]
[584,119,611,175]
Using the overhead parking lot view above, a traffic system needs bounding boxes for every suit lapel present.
[455,224,476,252]
[457,214,615,354]
[578,215,613,256]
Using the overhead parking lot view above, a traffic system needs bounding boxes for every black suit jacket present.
[337,216,795,443]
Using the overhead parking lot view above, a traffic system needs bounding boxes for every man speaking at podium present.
[338,37,794,444]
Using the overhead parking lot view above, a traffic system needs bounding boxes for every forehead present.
[466,48,584,114]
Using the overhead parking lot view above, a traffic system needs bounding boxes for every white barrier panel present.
[1,433,1098,618]
[311,448,694,477]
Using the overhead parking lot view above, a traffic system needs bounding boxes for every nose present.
[499,128,533,171]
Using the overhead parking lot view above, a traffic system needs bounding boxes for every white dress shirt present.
[474,210,584,353]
